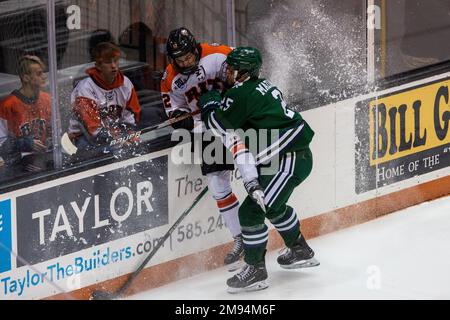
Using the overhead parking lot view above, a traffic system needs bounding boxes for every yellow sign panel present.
[369,79,450,166]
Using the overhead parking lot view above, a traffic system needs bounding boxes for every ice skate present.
[224,234,244,272]
[227,261,268,293]
[277,234,320,269]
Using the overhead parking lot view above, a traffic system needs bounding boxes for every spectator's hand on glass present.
[0,157,4,167]
[32,139,48,153]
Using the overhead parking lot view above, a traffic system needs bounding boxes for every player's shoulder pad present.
[160,64,178,92]
[200,43,232,58]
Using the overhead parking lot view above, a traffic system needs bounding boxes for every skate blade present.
[279,257,320,270]
[227,260,245,272]
[227,280,269,294]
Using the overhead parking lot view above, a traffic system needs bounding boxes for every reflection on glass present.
[58,0,230,167]
[0,0,52,183]
[385,0,450,77]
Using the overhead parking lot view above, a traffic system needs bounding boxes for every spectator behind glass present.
[68,42,141,154]
[0,55,52,174]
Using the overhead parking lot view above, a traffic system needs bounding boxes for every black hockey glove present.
[198,90,222,122]
[244,178,266,213]
[170,109,194,131]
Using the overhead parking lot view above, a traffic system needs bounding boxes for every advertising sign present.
[0,199,12,273]
[356,78,450,193]
[15,156,169,266]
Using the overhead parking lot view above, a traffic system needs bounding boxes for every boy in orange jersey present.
[68,42,141,152]
[0,55,52,173]
[161,27,244,270]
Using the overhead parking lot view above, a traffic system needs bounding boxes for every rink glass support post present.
[366,0,376,84]
[366,0,386,83]
[46,0,63,169]
[226,0,236,48]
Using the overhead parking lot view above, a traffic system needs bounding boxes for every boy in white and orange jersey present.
[69,42,141,151]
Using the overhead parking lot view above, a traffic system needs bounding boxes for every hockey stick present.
[109,109,200,147]
[61,132,78,155]
[91,186,209,300]
[61,110,201,155]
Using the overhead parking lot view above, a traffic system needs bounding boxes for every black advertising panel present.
[356,78,450,194]
[16,156,168,266]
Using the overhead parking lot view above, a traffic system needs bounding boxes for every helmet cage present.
[166,27,200,75]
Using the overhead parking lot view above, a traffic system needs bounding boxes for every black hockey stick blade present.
[90,186,209,300]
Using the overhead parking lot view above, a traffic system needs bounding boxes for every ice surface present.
[127,195,450,300]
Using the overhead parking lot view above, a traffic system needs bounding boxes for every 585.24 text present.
[176,215,224,243]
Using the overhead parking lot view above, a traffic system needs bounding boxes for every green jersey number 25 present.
[272,89,295,119]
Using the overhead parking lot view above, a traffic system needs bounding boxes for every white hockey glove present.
[244,178,266,213]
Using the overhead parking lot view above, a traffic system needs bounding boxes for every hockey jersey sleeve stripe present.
[256,123,305,165]
[208,112,248,154]
[207,113,225,139]
[231,142,247,157]
[160,65,177,94]
[208,111,229,136]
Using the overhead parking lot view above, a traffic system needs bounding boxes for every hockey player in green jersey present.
[199,47,319,293]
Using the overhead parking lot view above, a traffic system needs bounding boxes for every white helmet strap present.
[233,70,239,83]
[234,70,250,84]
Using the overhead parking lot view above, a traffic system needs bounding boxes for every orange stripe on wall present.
[47,175,450,300]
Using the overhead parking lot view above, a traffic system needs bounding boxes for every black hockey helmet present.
[166,27,200,75]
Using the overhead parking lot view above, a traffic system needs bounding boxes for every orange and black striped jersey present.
[160,43,232,131]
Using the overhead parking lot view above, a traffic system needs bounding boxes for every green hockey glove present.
[198,90,222,120]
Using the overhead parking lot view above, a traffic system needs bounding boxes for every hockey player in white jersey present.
[161,27,243,270]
